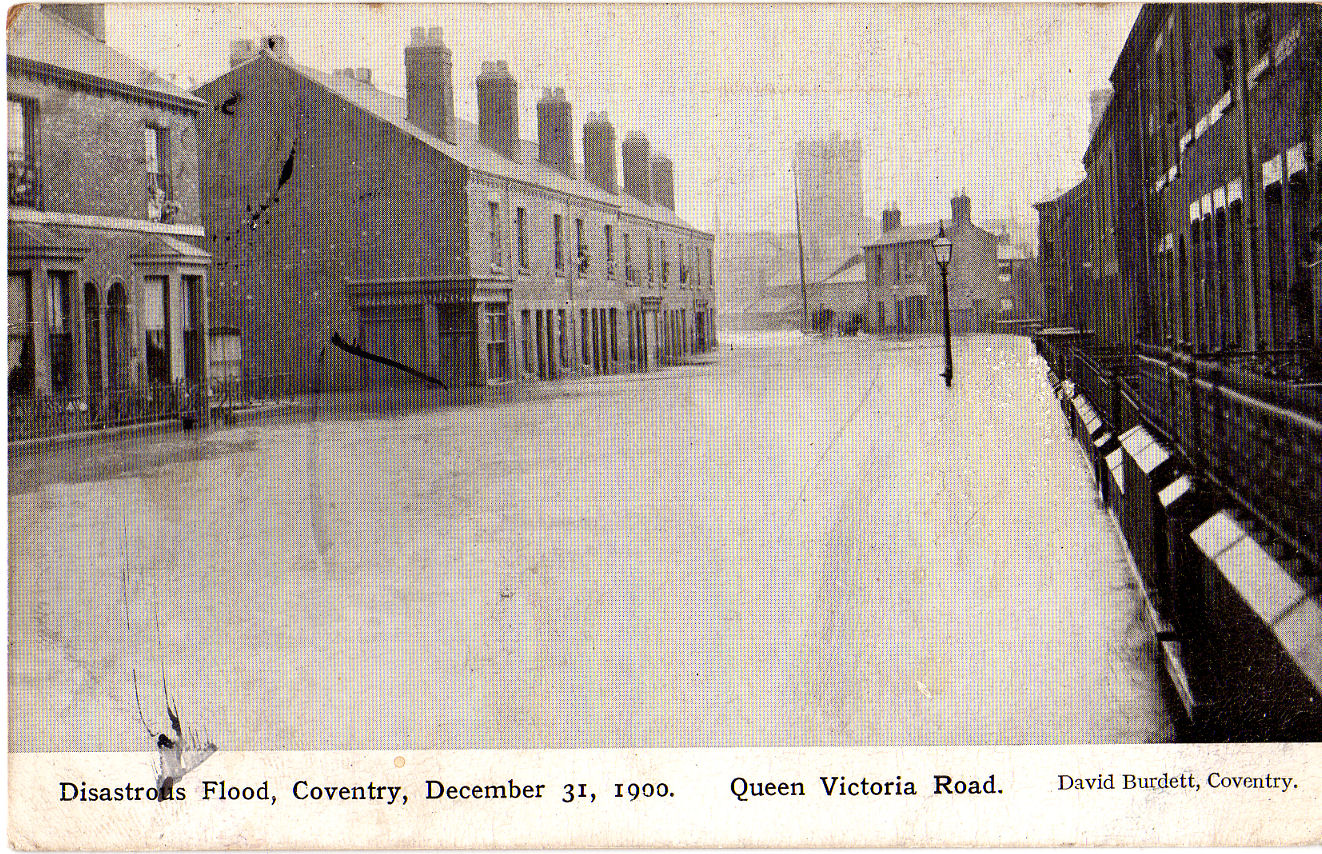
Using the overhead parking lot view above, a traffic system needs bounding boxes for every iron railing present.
[9,380,201,443]
[209,372,295,416]
[1043,334,1322,569]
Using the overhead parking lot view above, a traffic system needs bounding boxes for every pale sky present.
[105,3,1139,233]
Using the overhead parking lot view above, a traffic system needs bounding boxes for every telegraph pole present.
[793,157,810,333]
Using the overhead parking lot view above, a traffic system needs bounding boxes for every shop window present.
[580,308,590,366]
[485,304,509,382]
[521,309,533,376]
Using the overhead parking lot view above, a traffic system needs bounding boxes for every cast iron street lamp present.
[932,223,954,387]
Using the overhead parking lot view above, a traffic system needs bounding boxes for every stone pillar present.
[548,307,560,378]
[32,263,51,396]
[169,270,185,382]
[196,273,211,426]
[71,268,87,398]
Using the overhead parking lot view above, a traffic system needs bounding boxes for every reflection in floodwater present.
[9,334,1172,750]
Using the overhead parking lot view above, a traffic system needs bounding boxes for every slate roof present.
[9,222,87,253]
[867,218,994,248]
[8,5,204,106]
[817,253,865,286]
[220,52,707,235]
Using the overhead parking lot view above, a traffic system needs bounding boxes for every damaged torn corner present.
[144,676,217,798]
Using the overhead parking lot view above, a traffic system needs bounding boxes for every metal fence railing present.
[209,373,295,417]
[1041,333,1322,570]
[9,380,201,443]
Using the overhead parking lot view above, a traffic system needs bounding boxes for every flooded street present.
[9,333,1172,751]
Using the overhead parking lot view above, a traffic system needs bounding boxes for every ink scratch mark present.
[219,90,241,115]
[331,332,449,389]
[245,139,298,231]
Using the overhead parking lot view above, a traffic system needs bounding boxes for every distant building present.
[197,29,714,395]
[8,4,212,438]
[864,193,997,334]
[794,132,867,265]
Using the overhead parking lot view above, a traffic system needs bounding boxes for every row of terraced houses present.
[1036,3,1322,738]
[8,5,716,442]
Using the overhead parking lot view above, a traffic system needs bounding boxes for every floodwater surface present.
[9,333,1172,750]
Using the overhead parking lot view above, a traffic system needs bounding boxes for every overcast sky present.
[106,3,1139,233]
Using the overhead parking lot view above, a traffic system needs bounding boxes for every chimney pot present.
[622,132,652,204]
[406,23,455,143]
[230,38,255,67]
[265,35,288,58]
[477,60,519,159]
[553,87,565,99]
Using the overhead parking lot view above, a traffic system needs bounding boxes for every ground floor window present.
[9,271,33,398]
[559,310,568,368]
[581,308,590,366]
[209,328,241,385]
[486,304,509,382]
[610,307,618,365]
[46,270,73,394]
[144,274,170,385]
[521,309,534,377]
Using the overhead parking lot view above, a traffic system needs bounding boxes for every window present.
[623,233,632,281]
[182,275,201,383]
[581,308,590,365]
[1248,6,1272,65]
[660,239,668,283]
[646,235,654,281]
[553,214,564,272]
[9,271,33,397]
[1291,172,1314,346]
[8,98,37,208]
[209,328,242,387]
[516,206,528,270]
[605,224,614,276]
[144,274,170,384]
[558,309,568,367]
[1265,181,1286,344]
[521,309,533,375]
[575,217,587,272]
[485,304,509,382]
[1229,198,1247,347]
[609,307,618,363]
[46,271,73,394]
[489,201,501,268]
[145,126,173,222]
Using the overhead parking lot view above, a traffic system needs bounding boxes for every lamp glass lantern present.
[931,223,953,270]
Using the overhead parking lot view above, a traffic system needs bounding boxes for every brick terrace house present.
[196,30,715,395]
[864,194,997,334]
[8,4,212,437]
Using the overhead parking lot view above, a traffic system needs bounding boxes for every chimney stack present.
[650,153,674,211]
[1088,87,1112,138]
[50,4,105,42]
[406,26,455,144]
[263,35,288,58]
[951,191,971,226]
[537,87,573,176]
[882,205,901,232]
[622,132,652,204]
[354,67,371,84]
[583,112,618,194]
[477,61,519,160]
[230,39,255,68]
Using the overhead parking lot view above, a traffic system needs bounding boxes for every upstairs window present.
[489,201,501,268]
[660,239,668,283]
[145,126,173,222]
[553,214,564,272]
[575,217,587,272]
[516,206,528,270]
[605,223,614,276]
[8,98,37,208]
[623,232,633,281]
[647,235,654,281]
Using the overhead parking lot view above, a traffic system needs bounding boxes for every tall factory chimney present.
[622,132,652,204]
[230,39,255,68]
[406,26,455,144]
[650,153,674,211]
[537,87,573,176]
[477,61,519,160]
[951,190,971,226]
[583,112,618,194]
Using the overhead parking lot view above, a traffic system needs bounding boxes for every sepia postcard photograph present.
[7,0,1322,847]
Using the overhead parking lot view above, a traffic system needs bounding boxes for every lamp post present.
[932,222,954,387]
